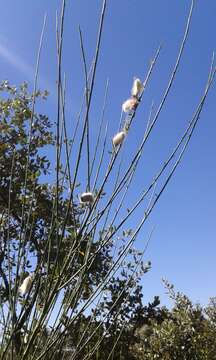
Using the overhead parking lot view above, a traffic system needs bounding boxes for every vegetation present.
[0,0,215,359]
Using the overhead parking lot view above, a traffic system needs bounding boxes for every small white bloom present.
[19,274,34,296]
[80,192,94,204]
[112,131,126,147]
[131,78,144,97]
[24,334,28,344]
[122,97,138,113]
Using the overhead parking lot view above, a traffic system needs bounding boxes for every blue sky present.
[0,0,215,307]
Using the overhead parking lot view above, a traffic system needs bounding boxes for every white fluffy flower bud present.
[19,274,34,296]
[122,97,138,113]
[131,78,143,97]
[112,131,126,147]
[80,192,94,204]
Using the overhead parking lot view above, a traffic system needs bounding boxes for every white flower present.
[24,334,28,344]
[19,274,34,296]
[122,97,138,113]
[112,131,126,147]
[80,192,94,204]
[131,78,143,97]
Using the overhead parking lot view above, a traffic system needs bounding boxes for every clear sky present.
[0,0,215,307]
